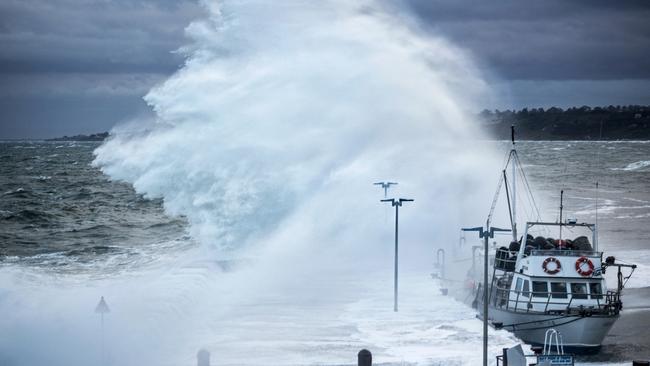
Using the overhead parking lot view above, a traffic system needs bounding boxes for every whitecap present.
[612,160,650,171]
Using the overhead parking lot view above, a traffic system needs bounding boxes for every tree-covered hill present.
[46,132,109,141]
[479,105,650,140]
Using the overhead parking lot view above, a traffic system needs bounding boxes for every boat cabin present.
[489,221,619,315]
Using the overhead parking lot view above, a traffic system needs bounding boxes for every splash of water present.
[94,0,498,257]
[92,0,505,360]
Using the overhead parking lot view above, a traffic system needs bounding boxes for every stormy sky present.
[0,0,649,139]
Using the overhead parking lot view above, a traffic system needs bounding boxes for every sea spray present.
[1,1,514,365]
[94,0,500,256]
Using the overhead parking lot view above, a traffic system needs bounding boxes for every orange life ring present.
[575,256,594,277]
[542,257,561,275]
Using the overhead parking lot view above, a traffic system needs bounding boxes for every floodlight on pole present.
[461,226,510,366]
[373,181,398,198]
[381,197,414,312]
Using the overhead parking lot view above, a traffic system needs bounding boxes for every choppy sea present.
[0,140,648,366]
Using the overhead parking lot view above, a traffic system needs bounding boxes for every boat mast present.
[559,190,564,240]
[511,126,517,242]
[594,182,599,251]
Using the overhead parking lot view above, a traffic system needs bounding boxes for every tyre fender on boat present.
[575,256,595,276]
[542,257,562,274]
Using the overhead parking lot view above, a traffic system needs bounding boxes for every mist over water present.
[1,1,516,365]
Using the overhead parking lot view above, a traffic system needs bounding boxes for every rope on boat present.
[500,314,585,332]
[514,152,542,223]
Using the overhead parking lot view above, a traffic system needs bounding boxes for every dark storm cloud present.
[0,0,201,76]
[402,0,650,81]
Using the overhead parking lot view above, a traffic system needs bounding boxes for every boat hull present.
[488,307,618,354]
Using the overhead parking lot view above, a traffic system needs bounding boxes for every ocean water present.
[0,142,191,273]
[1,140,648,366]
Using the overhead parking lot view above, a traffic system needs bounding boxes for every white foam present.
[1,262,636,365]
[0,263,522,366]
[611,160,650,171]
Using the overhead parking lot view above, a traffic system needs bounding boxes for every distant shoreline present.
[45,132,109,141]
[5,136,650,143]
[11,105,650,141]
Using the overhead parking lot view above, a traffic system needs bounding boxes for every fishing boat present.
[467,128,636,354]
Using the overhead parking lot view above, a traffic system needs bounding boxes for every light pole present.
[373,182,398,198]
[381,197,413,312]
[462,226,509,366]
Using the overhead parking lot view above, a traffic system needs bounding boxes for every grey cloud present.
[401,0,650,81]
[403,0,649,22]
[0,0,202,74]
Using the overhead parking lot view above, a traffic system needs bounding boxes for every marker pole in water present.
[95,296,110,365]
[381,197,413,312]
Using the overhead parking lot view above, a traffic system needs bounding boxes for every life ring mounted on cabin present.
[542,257,562,275]
[575,256,595,277]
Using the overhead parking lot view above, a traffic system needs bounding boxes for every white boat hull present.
[488,306,618,354]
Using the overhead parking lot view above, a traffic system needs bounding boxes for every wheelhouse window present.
[570,283,588,299]
[515,278,522,293]
[550,282,568,299]
[590,283,603,299]
[522,280,530,297]
[532,281,548,298]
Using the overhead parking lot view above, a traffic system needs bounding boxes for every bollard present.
[632,361,649,366]
[358,349,372,366]
[197,349,210,366]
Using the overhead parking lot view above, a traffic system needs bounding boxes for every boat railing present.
[605,290,623,312]
[492,284,620,316]
[494,248,517,272]
[529,249,602,257]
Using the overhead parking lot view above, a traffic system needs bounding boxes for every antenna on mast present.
[510,125,517,241]
[595,120,604,249]
[559,190,564,240]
